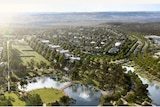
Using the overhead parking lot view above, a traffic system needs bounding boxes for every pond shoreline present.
[17,75,102,106]
[122,62,160,106]
[123,61,160,87]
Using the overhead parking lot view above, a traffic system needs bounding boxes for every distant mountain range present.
[5,12,160,26]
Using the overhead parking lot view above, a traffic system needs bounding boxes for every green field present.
[12,41,51,66]
[4,92,26,106]
[29,88,65,103]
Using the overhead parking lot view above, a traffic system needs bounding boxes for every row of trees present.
[27,37,75,70]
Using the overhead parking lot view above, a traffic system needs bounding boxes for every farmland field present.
[12,40,51,66]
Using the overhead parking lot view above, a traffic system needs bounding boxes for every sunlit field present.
[12,40,50,66]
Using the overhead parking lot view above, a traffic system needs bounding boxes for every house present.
[115,42,121,47]
[70,57,81,63]
[90,41,96,44]
[59,50,69,55]
[64,53,72,59]
[48,44,61,50]
[108,47,119,54]
[153,52,160,58]
[56,48,63,52]
[41,40,50,44]
[101,41,105,45]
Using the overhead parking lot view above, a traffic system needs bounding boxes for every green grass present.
[12,41,51,66]
[4,92,26,106]
[29,88,65,103]
[28,72,37,77]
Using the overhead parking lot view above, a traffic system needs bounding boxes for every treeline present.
[100,71,151,106]
[133,54,160,79]
[27,37,75,71]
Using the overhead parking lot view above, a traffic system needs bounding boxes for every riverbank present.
[123,61,160,106]
[123,61,160,87]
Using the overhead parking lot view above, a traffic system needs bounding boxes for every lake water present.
[18,66,160,105]
[122,66,160,106]
[18,76,70,91]
[18,76,101,106]
[64,84,101,106]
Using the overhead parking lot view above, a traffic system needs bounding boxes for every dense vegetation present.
[0,25,157,106]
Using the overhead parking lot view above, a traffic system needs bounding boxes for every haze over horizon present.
[0,0,160,26]
[0,0,160,13]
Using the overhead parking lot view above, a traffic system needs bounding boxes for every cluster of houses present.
[36,38,81,63]
[145,35,160,45]
[108,42,122,54]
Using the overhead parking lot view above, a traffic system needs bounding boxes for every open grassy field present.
[28,88,65,103]
[12,41,51,66]
[4,92,26,106]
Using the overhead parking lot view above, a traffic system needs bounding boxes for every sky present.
[0,0,160,13]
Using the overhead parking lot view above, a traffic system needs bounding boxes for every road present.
[141,41,148,57]
[7,41,10,91]
[128,35,149,58]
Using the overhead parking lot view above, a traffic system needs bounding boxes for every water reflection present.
[79,92,89,99]
[18,76,69,91]
[18,76,101,106]
[123,66,160,106]
[155,85,159,90]
[64,84,101,106]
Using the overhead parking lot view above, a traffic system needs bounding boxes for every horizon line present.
[15,11,160,13]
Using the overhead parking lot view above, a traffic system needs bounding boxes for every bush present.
[125,92,135,103]
[116,99,123,106]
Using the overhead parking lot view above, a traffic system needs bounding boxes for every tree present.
[59,55,66,68]
[30,59,35,70]
[116,99,123,106]
[51,100,60,106]
[26,93,42,106]
[70,67,80,80]
[36,62,41,69]
[0,95,13,106]
[58,96,76,106]
[20,80,28,90]
[125,92,136,103]
[10,76,18,82]
[40,61,47,69]
[49,50,55,61]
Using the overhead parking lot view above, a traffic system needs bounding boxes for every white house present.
[115,42,121,47]
[70,57,81,63]
[60,50,69,55]
[48,44,61,50]
[41,40,50,44]
[64,53,72,59]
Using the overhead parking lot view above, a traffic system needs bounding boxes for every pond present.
[122,66,160,106]
[18,76,70,91]
[18,76,102,106]
[64,84,101,106]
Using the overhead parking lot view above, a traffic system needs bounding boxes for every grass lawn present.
[12,41,51,66]
[4,92,26,106]
[29,88,65,103]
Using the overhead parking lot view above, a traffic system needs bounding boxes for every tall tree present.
[26,94,42,106]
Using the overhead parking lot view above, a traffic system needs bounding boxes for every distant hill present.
[5,12,160,26]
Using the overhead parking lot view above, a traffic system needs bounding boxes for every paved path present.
[141,41,148,57]
[60,82,74,90]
